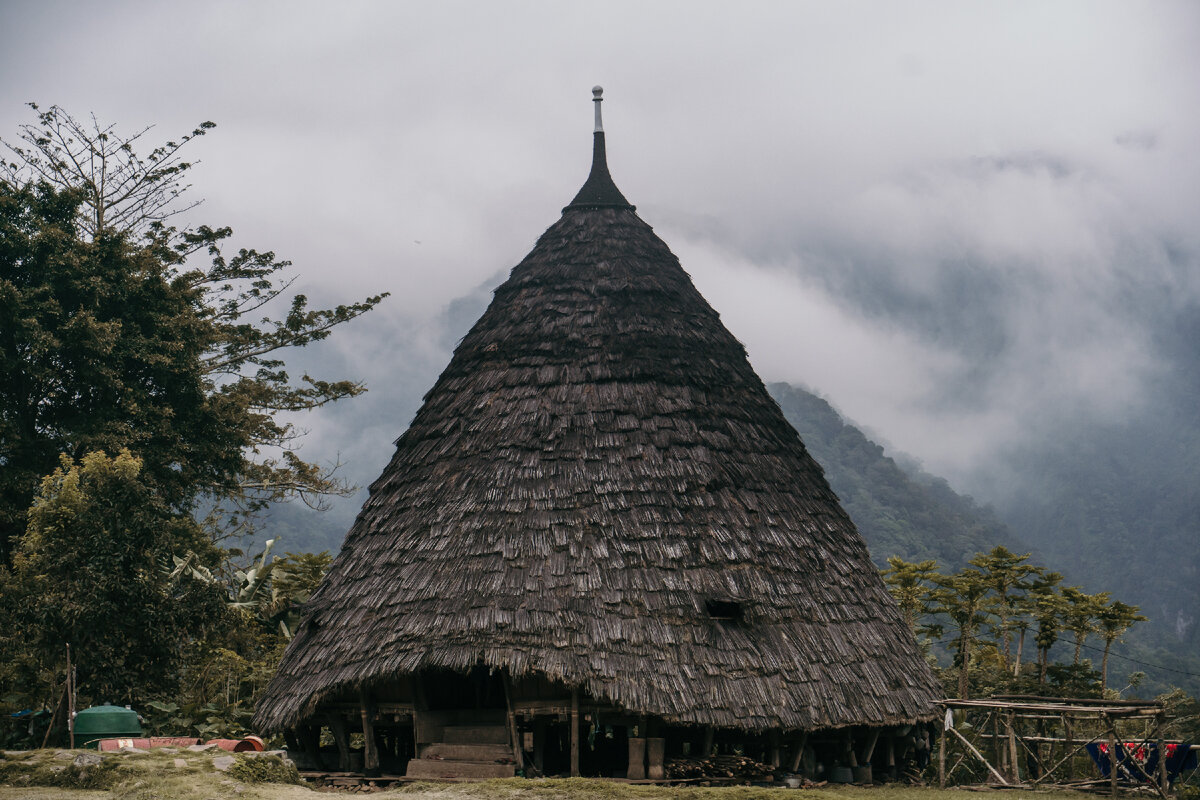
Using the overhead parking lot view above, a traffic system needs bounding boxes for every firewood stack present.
[664,754,776,780]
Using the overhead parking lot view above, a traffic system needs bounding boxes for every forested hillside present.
[768,380,1200,696]
[990,405,1200,691]
[767,382,1022,569]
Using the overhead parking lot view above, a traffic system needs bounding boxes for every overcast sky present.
[3,0,1198,509]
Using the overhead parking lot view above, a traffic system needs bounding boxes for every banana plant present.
[165,538,329,639]
[165,538,279,611]
[229,538,279,610]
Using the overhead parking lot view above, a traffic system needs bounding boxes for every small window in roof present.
[705,599,743,622]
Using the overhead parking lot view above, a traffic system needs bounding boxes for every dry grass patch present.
[0,755,1107,800]
[0,747,307,800]
[384,780,1094,800]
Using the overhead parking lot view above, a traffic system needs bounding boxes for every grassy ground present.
[0,750,1111,800]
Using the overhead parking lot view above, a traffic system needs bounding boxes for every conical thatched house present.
[255,89,940,781]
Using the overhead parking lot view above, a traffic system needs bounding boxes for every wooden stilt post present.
[283,728,301,755]
[627,735,646,780]
[862,728,880,765]
[886,733,896,780]
[502,674,526,773]
[570,688,580,777]
[647,735,665,780]
[360,689,379,776]
[301,724,322,768]
[533,717,546,774]
[702,726,715,758]
[789,733,808,773]
[328,714,351,771]
[411,672,428,758]
[769,730,782,768]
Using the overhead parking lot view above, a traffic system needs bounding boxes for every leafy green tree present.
[1028,570,1065,684]
[152,544,331,738]
[970,545,1038,672]
[881,556,940,639]
[0,106,387,559]
[931,567,995,699]
[0,180,243,560]
[1062,586,1107,666]
[1010,584,1037,677]
[0,449,226,706]
[1095,599,1147,691]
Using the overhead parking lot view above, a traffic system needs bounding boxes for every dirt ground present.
[0,749,1104,800]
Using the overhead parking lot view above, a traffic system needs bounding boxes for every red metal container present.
[207,736,265,752]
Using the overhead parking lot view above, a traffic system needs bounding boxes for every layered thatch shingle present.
[255,108,940,735]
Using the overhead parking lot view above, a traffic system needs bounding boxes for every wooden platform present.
[406,722,516,779]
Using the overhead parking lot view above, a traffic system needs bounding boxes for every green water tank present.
[73,704,142,748]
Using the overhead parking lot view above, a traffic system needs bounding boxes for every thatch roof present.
[254,99,940,734]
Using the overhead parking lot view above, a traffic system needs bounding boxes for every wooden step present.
[441,725,509,745]
[420,742,512,761]
[405,758,515,779]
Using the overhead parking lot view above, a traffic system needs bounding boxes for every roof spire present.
[593,85,604,132]
[564,85,635,212]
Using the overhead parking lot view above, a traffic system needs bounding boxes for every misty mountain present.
[988,398,1200,681]
[769,379,1200,694]
[767,382,1022,569]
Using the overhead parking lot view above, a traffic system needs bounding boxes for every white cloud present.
[3,0,1198,498]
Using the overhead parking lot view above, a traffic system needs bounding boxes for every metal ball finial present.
[592,86,604,99]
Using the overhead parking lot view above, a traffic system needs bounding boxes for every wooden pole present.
[946,725,1008,785]
[768,729,782,768]
[1106,717,1117,797]
[789,733,808,773]
[1007,712,1020,783]
[502,675,526,772]
[992,710,1004,782]
[301,724,322,767]
[702,726,715,758]
[1028,733,1109,787]
[1064,714,1075,780]
[412,673,427,758]
[533,717,546,774]
[41,684,66,749]
[361,689,380,775]
[862,728,880,764]
[939,722,947,789]
[329,714,351,771]
[66,644,75,749]
[570,688,580,777]
[1156,714,1168,799]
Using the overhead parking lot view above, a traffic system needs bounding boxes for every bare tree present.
[2,103,214,239]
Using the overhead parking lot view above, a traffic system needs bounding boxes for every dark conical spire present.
[564,86,635,212]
